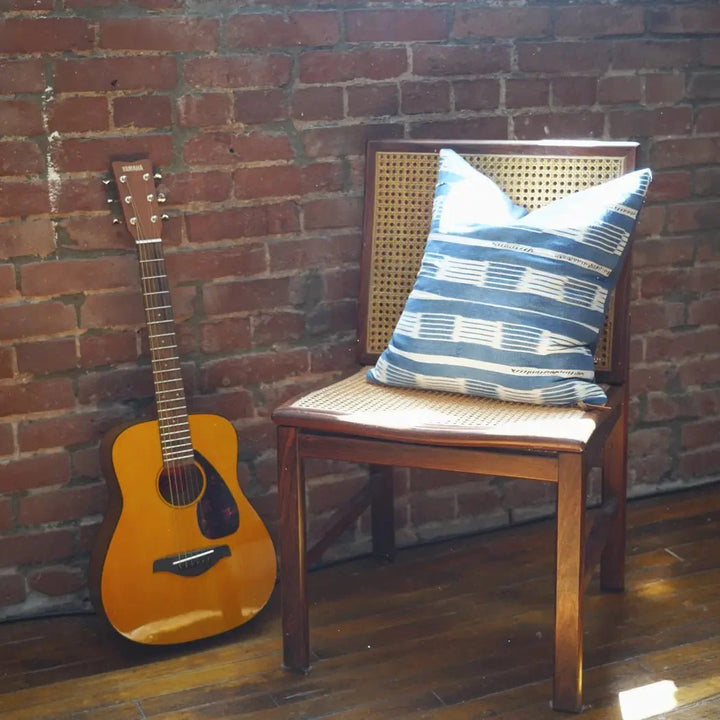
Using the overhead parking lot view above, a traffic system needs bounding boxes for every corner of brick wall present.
[0,1,719,619]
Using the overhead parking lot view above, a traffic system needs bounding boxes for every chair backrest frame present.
[358,139,638,387]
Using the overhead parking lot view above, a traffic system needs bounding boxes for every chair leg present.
[600,402,628,592]
[370,465,395,561]
[277,426,310,673]
[553,453,586,713]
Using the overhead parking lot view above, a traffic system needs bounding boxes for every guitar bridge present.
[152,544,231,577]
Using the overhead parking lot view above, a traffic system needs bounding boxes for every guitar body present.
[90,413,276,645]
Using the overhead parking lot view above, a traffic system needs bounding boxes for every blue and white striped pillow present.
[367,149,652,406]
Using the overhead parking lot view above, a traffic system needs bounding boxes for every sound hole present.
[157,463,205,507]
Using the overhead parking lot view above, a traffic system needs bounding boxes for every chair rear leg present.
[554,453,586,713]
[277,426,310,672]
[600,403,628,592]
[370,465,395,561]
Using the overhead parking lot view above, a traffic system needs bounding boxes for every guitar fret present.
[147,304,172,310]
[159,418,189,426]
[147,319,173,325]
[162,440,193,449]
[160,420,190,429]
[144,291,170,297]
[152,333,175,339]
[161,436,191,444]
[156,388,184,395]
[153,368,182,375]
[161,429,192,438]
[160,430,191,441]
[136,237,162,244]
[159,428,190,436]
[143,274,166,280]
[151,355,180,363]
[155,378,183,385]
[163,451,195,461]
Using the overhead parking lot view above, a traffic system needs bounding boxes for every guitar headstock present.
[109,158,166,242]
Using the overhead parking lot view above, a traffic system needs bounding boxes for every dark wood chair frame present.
[273,140,638,713]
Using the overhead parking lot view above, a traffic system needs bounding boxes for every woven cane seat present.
[277,369,609,451]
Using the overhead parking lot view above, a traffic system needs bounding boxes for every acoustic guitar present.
[89,158,276,645]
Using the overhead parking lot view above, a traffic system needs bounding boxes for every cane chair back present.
[359,140,636,383]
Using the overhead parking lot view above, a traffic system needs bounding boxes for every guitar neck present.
[110,157,194,467]
[136,237,194,466]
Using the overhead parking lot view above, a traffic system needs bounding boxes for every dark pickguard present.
[194,450,240,539]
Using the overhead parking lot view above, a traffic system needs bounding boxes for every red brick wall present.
[1,1,719,618]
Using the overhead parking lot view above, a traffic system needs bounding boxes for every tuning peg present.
[157,192,167,203]
[154,172,162,181]
[112,217,122,225]
[107,198,117,204]
[161,214,170,221]
[102,178,113,186]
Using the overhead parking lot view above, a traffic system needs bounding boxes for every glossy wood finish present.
[2,485,720,719]
[370,465,395,561]
[278,424,623,712]
[600,386,629,592]
[277,426,309,671]
[90,413,277,645]
[554,453,587,712]
[273,140,638,712]
[92,160,277,646]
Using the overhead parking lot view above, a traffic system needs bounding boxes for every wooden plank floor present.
[1,483,720,719]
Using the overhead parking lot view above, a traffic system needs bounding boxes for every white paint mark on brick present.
[41,86,62,217]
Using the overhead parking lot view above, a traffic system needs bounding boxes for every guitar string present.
[128,184,189,511]
[150,240,188,508]
[127,173,212,556]
[144,242,185,508]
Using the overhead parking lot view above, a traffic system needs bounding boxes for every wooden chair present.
[272,140,637,712]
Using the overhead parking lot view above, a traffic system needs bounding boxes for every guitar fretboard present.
[137,238,194,465]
